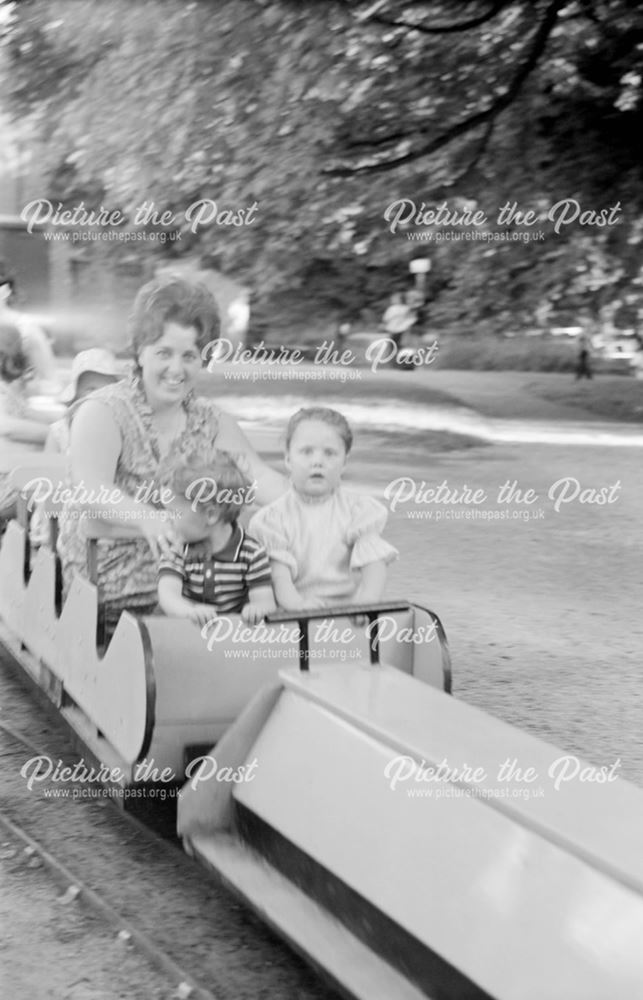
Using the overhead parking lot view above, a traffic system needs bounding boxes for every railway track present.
[0,653,340,1000]
[0,722,219,1000]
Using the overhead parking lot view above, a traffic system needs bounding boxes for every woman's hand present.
[216,411,288,504]
[139,515,179,560]
[228,450,254,486]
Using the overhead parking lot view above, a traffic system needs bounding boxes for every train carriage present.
[2,452,643,1000]
[0,453,450,783]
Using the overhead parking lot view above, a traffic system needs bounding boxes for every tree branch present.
[450,117,496,186]
[325,0,565,175]
[360,0,512,36]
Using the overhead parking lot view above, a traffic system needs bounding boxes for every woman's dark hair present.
[285,407,353,454]
[129,275,220,359]
[0,323,28,382]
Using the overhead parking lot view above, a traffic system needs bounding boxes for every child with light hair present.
[249,407,397,610]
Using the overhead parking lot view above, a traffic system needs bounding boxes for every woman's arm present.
[70,400,175,556]
[20,318,58,385]
[216,410,287,505]
[0,386,51,443]
[0,415,49,445]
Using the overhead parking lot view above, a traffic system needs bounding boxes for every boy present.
[158,451,275,626]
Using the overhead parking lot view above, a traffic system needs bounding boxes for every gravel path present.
[383,439,643,785]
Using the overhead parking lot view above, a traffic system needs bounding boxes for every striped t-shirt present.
[158,524,272,613]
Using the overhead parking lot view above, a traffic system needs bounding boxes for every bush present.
[436,335,576,372]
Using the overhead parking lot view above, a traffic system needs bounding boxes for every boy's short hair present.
[285,406,353,453]
[169,450,249,525]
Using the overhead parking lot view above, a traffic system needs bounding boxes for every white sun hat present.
[60,348,125,403]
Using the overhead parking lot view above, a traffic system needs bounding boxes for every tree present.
[0,0,641,333]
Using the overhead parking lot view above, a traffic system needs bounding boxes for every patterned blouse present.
[57,377,221,605]
[0,381,29,513]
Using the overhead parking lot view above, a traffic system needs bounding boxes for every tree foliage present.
[1,0,642,333]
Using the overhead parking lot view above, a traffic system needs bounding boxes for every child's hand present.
[242,601,275,625]
[187,604,218,628]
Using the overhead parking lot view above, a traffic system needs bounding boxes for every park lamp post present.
[409,257,431,305]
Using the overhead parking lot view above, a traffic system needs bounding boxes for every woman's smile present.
[138,322,202,409]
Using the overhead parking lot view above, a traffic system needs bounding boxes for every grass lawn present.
[525,374,643,423]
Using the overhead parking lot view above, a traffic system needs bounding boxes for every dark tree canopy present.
[1,0,641,332]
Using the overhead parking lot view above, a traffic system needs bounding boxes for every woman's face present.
[137,322,202,408]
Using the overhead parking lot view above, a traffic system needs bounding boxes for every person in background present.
[49,349,125,454]
[0,322,51,533]
[30,349,124,547]
[382,292,415,352]
[158,451,275,627]
[405,288,427,341]
[0,261,58,391]
[0,322,51,444]
[575,332,593,380]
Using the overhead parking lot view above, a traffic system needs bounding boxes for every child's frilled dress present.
[249,487,397,605]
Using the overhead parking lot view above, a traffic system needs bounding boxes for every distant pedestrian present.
[575,333,592,380]
[383,293,415,351]
[335,321,352,351]
[405,289,428,342]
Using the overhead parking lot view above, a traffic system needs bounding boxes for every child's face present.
[166,496,218,542]
[286,419,347,498]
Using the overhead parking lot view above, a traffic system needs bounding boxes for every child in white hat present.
[38,348,124,453]
[30,349,124,546]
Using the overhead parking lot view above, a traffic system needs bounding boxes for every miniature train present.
[2,454,643,1000]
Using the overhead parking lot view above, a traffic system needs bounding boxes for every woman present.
[57,275,286,633]
[0,262,57,390]
[0,322,51,531]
